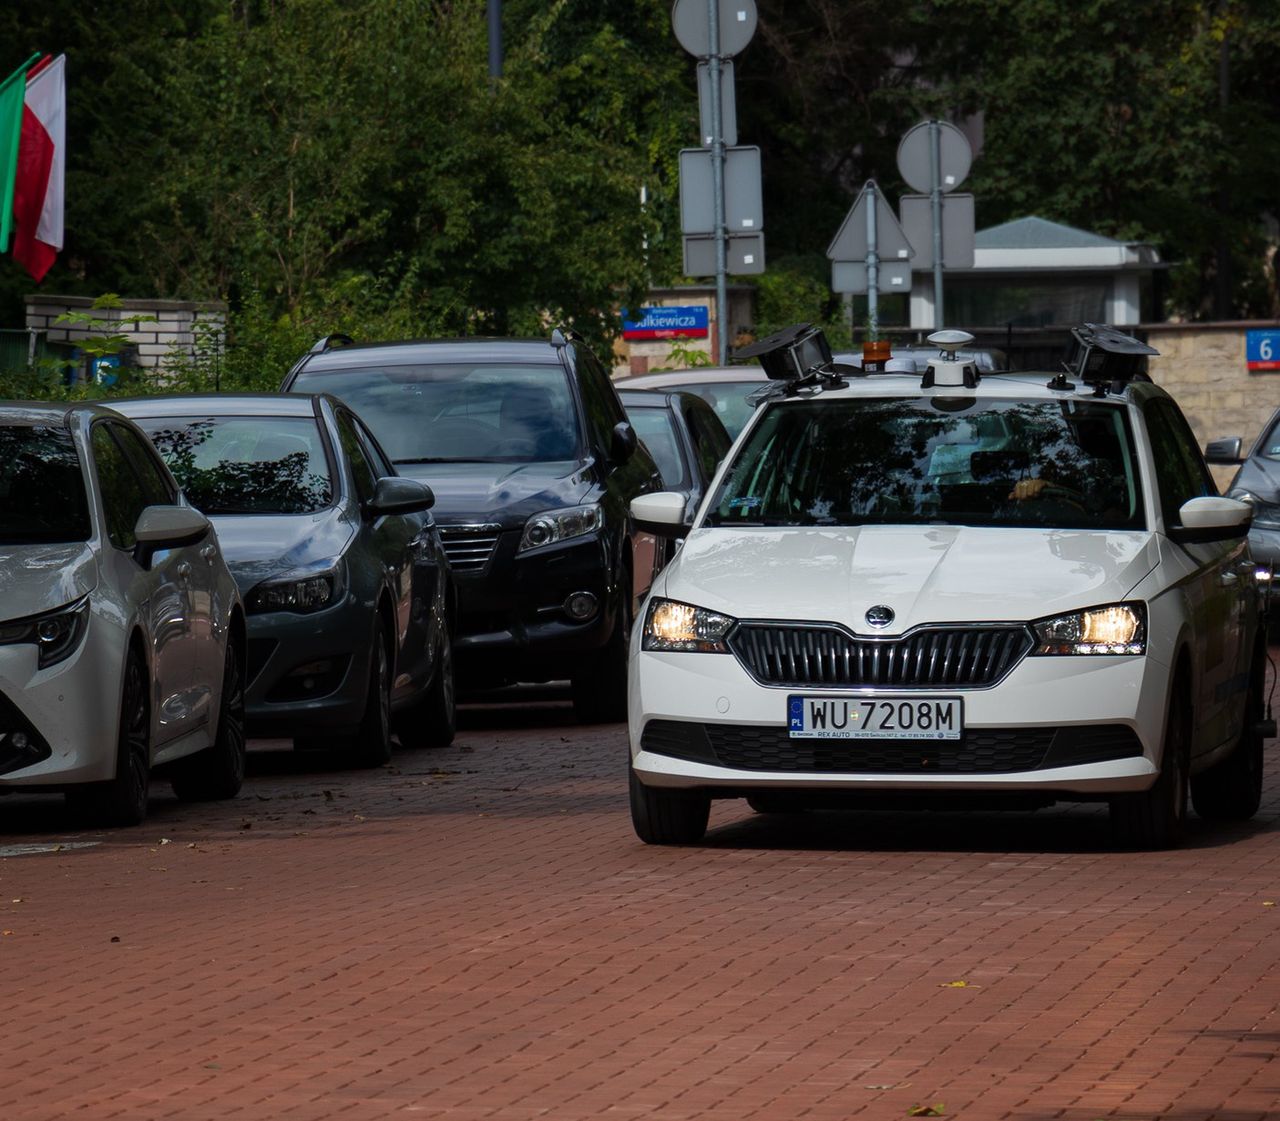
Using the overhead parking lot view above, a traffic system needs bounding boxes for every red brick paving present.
[0,694,1277,1121]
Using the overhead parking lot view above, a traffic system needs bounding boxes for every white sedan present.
[0,404,245,825]
[628,326,1266,849]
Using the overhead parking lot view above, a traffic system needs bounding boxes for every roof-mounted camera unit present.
[733,323,855,395]
[1065,323,1158,395]
[921,329,980,390]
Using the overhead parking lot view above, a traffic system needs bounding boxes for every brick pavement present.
[0,693,1277,1121]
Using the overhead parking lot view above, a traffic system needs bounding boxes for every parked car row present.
[1,330,729,825]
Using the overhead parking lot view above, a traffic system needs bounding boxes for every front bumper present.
[0,620,121,787]
[449,530,618,680]
[628,646,1171,797]
[242,593,374,737]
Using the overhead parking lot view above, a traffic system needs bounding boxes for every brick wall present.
[1145,321,1280,491]
[24,294,226,376]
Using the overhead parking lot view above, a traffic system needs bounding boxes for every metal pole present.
[929,118,944,329]
[707,0,728,365]
[487,0,503,80]
[865,181,880,341]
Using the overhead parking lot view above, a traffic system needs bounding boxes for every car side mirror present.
[133,505,210,568]
[610,421,637,466]
[1168,495,1252,545]
[631,492,690,539]
[368,477,435,517]
[1204,436,1243,464]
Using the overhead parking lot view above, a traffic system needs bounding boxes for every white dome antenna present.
[922,329,979,389]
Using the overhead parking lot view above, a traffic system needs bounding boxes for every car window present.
[576,346,627,454]
[289,362,580,465]
[707,396,1145,531]
[137,415,333,515]
[1143,399,1216,526]
[685,399,731,483]
[92,423,152,549]
[0,424,92,545]
[353,415,394,478]
[1257,414,1280,461]
[109,422,176,507]
[678,380,764,437]
[335,410,378,503]
[625,406,687,489]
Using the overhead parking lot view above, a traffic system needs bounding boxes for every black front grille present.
[640,720,1143,775]
[729,623,1033,689]
[0,689,51,776]
[439,525,503,574]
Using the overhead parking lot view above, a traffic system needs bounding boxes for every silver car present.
[0,403,245,826]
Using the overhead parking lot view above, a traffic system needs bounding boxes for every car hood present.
[0,543,99,621]
[211,508,356,595]
[662,525,1160,633]
[394,460,594,526]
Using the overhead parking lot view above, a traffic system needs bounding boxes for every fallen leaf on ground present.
[865,1082,911,1090]
[907,1104,945,1117]
[938,980,977,988]
[158,838,171,845]
[1263,901,1275,907]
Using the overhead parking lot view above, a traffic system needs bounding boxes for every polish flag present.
[12,54,64,282]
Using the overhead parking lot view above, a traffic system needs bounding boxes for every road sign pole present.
[929,119,944,328]
[865,181,880,341]
[707,0,728,364]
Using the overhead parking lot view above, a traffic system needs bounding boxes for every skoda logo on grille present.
[865,605,895,629]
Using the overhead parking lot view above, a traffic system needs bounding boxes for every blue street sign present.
[1246,329,1280,372]
[622,306,710,341]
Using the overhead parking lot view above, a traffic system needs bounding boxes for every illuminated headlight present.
[0,598,90,669]
[1032,603,1146,656]
[247,566,343,614]
[642,598,736,653]
[518,504,601,553]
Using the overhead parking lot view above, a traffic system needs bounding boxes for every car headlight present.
[1230,488,1280,528]
[0,598,90,669]
[247,564,344,615]
[1031,602,1146,655]
[518,504,601,553]
[642,598,736,653]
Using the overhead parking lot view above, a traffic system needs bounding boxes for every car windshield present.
[1258,417,1280,461]
[0,424,92,544]
[625,406,688,489]
[136,416,332,515]
[291,363,580,464]
[706,396,1146,531]
[677,380,763,437]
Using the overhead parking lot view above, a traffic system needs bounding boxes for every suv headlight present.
[247,563,345,615]
[1031,602,1146,655]
[1229,488,1280,528]
[518,504,601,553]
[642,598,736,653]
[0,598,90,669]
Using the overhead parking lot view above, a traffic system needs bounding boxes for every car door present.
[1145,398,1249,756]
[91,422,201,746]
[333,408,424,696]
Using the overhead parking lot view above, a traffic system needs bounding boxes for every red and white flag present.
[13,54,64,282]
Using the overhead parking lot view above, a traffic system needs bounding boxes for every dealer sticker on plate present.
[787,695,963,740]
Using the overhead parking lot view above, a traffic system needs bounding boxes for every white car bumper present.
[629,646,1171,796]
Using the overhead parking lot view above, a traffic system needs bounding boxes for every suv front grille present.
[728,623,1033,689]
[438,524,503,574]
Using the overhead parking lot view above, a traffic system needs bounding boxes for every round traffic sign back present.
[672,0,758,58]
[896,120,973,194]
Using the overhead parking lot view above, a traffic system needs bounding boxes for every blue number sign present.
[1247,329,1280,372]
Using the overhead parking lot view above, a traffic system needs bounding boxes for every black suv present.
[281,331,661,721]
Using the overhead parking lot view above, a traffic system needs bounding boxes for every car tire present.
[171,642,246,802]
[629,767,709,845]
[348,623,392,769]
[1192,648,1265,821]
[68,648,151,827]
[396,627,456,749]
[1110,690,1190,849]
[572,571,632,724]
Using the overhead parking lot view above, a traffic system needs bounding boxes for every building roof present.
[976,216,1124,251]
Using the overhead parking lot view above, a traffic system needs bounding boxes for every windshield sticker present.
[728,496,763,511]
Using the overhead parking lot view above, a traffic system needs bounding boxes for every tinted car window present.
[1143,399,1216,526]
[335,411,378,504]
[0,424,92,545]
[627,406,687,489]
[138,415,332,515]
[679,380,763,437]
[291,363,579,464]
[708,397,1145,531]
[92,424,151,549]
[686,399,731,482]
[109,422,175,507]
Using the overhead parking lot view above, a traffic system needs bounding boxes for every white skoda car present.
[628,326,1267,849]
[0,404,245,826]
